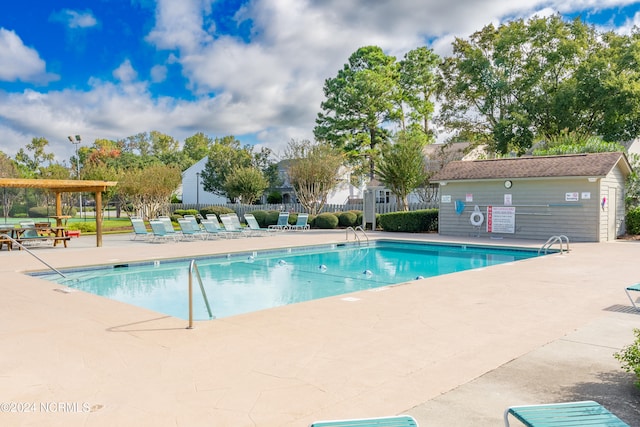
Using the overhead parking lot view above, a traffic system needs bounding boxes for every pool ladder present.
[0,233,66,278]
[346,226,369,245]
[187,259,214,329]
[538,235,570,255]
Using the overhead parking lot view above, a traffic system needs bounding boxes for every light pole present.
[195,172,200,207]
[68,135,82,217]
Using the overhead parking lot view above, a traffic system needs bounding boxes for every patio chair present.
[219,214,249,237]
[183,214,202,231]
[129,217,151,240]
[149,220,178,243]
[268,211,290,230]
[177,218,208,240]
[200,219,227,239]
[309,415,419,427]
[625,283,640,310]
[157,216,180,239]
[504,401,629,426]
[289,213,310,231]
[244,213,271,236]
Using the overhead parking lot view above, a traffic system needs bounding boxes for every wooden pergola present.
[0,178,118,247]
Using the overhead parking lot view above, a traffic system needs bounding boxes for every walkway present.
[1,231,639,426]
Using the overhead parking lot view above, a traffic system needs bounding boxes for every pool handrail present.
[0,233,66,279]
[188,259,214,329]
[346,226,369,245]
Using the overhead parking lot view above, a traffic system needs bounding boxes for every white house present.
[181,157,228,205]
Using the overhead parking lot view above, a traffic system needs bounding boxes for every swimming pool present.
[33,240,543,320]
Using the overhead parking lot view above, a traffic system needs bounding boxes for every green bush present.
[337,211,358,227]
[614,328,640,387]
[626,207,640,235]
[199,206,235,219]
[266,191,282,204]
[264,210,281,226]
[378,209,439,232]
[174,209,199,217]
[314,212,339,229]
[68,222,96,233]
[28,206,52,218]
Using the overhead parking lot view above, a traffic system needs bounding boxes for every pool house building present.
[431,152,632,242]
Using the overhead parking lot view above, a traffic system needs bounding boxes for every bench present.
[504,401,629,426]
[16,235,71,248]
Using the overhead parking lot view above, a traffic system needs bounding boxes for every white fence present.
[169,201,438,217]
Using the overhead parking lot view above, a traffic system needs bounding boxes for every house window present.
[376,190,390,203]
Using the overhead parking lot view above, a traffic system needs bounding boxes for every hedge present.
[378,209,438,233]
[198,206,235,219]
[314,212,339,229]
[627,207,640,235]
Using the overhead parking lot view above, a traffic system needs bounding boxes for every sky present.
[1,0,640,164]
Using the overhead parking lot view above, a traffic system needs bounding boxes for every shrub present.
[337,211,358,227]
[199,206,235,219]
[28,206,51,218]
[266,191,282,204]
[378,209,439,232]
[314,212,339,229]
[174,209,199,217]
[614,328,640,387]
[68,222,96,233]
[264,210,281,226]
[627,207,640,235]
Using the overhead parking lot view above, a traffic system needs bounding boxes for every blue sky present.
[1,0,640,163]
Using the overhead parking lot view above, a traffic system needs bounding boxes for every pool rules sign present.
[486,206,516,233]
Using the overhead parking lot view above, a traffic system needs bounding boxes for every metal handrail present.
[187,259,213,329]
[345,226,369,245]
[538,235,570,255]
[1,233,66,278]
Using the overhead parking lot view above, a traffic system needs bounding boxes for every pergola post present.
[95,191,103,247]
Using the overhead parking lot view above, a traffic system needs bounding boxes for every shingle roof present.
[431,152,631,182]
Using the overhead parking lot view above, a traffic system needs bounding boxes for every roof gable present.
[431,152,631,182]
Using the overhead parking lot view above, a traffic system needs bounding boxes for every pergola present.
[0,178,118,247]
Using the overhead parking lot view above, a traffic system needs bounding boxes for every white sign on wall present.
[441,195,451,203]
[565,192,579,202]
[486,206,516,234]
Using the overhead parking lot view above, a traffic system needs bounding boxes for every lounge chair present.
[289,213,310,231]
[219,214,249,237]
[268,212,290,230]
[200,220,227,239]
[310,415,419,427]
[244,213,271,236]
[157,216,180,239]
[183,214,202,231]
[504,401,629,426]
[625,283,640,310]
[177,218,207,240]
[149,220,178,243]
[130,217,151,240]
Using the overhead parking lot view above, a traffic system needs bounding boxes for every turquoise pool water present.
[33,240,542,320]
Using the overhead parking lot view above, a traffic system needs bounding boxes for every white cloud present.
[113,59,138,83]
[0,28,58,84]
[1,0,639,162]
[50,9,98,29]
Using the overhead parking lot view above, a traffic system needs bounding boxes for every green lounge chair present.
[200,219,229,239]
[130,217,151,240]
[310,415,418,427]
[289,213,310,231]
[268,212,290,230]
[625,283,640,310]
[244,213,271,236]
[504,401,629,426]
[177,218,208,240]
[149,220,178,243]
[219,214,248,237]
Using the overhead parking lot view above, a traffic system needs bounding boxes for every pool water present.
[34,240,542,320]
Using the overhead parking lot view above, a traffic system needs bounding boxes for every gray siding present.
[599,167,627,240]
[438,178,602,242]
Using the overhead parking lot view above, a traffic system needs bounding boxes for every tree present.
[398,47,440,137]
[438,15,638,154]
[118,164,181,220]
[530,130,625,156]
[284,140,344,215]
[183,132,213,164]
[314,46,399,179]
[14,137,55,177]
[376,132,429,211]
[0,151,20,219]
[224,167,268,205]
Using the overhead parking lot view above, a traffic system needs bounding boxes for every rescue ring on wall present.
[470,211,484,227]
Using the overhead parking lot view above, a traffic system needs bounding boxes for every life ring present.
[470,211,484,227]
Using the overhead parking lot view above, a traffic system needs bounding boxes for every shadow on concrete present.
[559,370,640,425]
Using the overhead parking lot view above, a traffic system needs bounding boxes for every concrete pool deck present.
[1,230,639,426]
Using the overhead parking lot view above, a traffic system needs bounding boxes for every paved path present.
[1,231,639,426]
